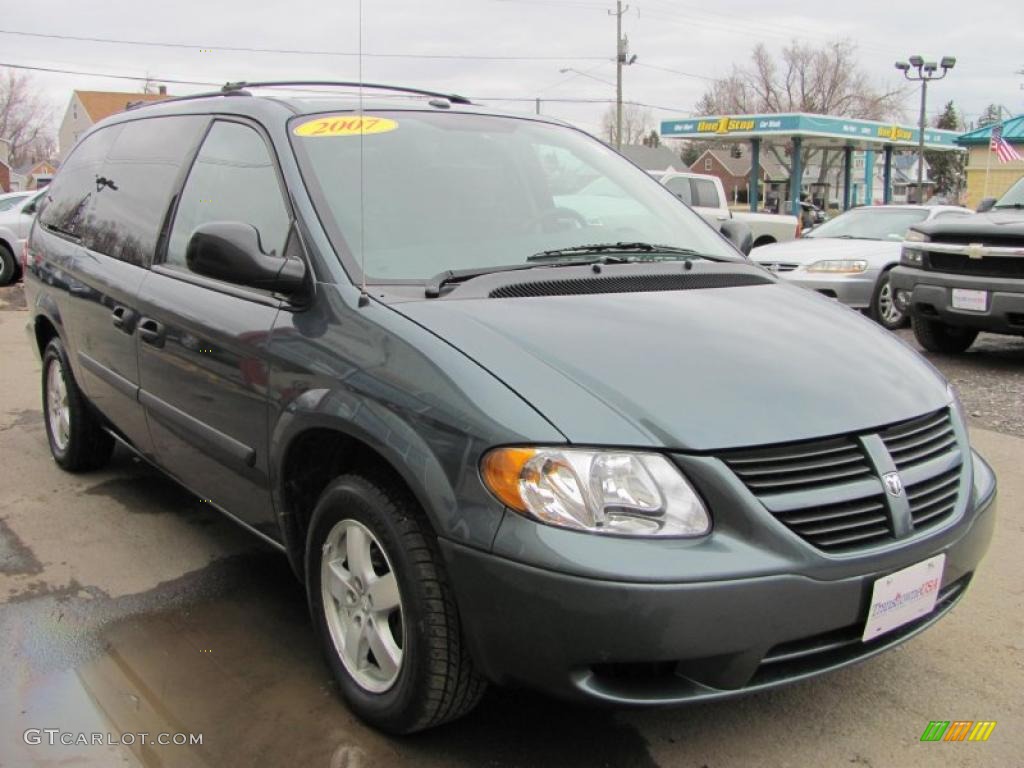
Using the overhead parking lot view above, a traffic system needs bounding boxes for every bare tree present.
[0,68,57,167]
[696,41,906,196]
[601,103,654,146]
[697,41,903,119]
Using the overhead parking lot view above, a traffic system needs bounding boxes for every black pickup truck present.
[892,176,1024,353]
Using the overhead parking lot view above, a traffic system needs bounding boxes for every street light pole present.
[895,55,956,203]
[916,78,928,199]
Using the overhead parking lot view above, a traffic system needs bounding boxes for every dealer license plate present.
[951,288,988,312]
[862,554,945,642]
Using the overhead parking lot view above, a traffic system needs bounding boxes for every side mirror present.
[976,197,997,213]
[186,221,306,294]
[720,219,753,256]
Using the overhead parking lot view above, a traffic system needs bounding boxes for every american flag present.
[990,124,1022,163]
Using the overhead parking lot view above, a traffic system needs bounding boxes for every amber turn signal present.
[480,447,537,511]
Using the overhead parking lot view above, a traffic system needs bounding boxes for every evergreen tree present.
[977,104,1001,127]
[925,101,965,199]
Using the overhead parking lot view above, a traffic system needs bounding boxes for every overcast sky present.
[4,0,1022,143]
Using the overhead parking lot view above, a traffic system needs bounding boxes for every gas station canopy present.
[659,112,964,214]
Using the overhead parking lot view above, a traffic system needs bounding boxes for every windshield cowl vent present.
[487,271,771,299]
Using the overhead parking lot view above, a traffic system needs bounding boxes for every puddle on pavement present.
[2,548,657,768]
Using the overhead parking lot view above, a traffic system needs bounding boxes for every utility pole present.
[609,1,635,149]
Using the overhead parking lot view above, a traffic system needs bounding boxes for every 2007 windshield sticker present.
[293,116,398,137]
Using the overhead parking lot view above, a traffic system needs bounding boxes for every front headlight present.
[481,447,710,537]
[805,259,869,274]
[902,230,929,266]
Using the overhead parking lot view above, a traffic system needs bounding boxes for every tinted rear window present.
[38,125,122,239]
[84,116,206,266]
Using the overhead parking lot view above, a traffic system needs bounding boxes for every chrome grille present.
[907,467,960,530]
[760,262,799,273]
[880,410,957,470]
[723,437,872,495]
[771,496,891,552]
[721,408,963,554]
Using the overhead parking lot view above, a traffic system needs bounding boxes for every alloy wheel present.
[46,360,70,452]
[878,280,903,326]
[320,519,405,693]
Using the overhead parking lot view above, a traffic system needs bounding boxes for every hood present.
[751,237,900,267]
[395,278,949,451]
[917,208,1024,238]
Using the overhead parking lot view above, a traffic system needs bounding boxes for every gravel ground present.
[895,327,1024,438]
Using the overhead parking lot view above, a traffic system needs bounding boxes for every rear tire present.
[41,338,114,471]
[911,315,978,354]
[0,244,17,286]
[870,270,907,330]
[306,473,485,734]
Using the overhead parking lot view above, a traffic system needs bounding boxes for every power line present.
[0,28,608,62]
[0,61,221,87]
[0,60,692,113]
[633,62,717,82]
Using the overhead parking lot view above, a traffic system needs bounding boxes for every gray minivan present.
[24,82,996,734]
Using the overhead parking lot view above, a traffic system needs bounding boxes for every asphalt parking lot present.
[1,283,1022,768]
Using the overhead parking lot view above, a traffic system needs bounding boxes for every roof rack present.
[221,81,472,105]
[124,87,251,111]
[123,80,471,114]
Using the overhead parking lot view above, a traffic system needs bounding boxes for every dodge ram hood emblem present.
[883,472,904,497]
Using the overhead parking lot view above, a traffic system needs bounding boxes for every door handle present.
[111,305,136,332]
[138,317,166,348]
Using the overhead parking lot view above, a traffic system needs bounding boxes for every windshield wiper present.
[994,203,1024,209]
[527,242,711,262]
[425,256,634,297]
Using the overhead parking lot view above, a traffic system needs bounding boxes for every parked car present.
[893,175,1024,353]
[659,171,800,247]
[0,190,34,212]
[0,189,45,285]
[752,205,973,330]
[25,84,996,735]
[800,200,828,229]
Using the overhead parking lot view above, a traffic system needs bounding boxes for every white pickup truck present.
[659,171,800,247]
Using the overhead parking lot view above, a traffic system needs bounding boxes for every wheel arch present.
[271,405,465,581]
[752,235,776,248]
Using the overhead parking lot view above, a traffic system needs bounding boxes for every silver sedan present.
[751,205,972,329]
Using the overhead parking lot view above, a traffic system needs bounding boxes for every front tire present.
[306,473,485,734]
[870,270,907,330]
[41,338,114,471]
[911,315,978,354]
[0,243,17,286]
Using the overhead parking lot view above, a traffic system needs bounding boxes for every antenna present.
[357,0,370,308]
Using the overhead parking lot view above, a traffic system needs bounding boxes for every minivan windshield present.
[995,176,1024,208]
[290,111,739,280]
[805,207,930,241]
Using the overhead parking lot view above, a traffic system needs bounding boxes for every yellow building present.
[959,116,1024,208]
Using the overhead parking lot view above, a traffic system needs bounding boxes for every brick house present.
[689,146,789,208]
[11,160,58,190]
[58,88,170,159]
[0,139,11,192]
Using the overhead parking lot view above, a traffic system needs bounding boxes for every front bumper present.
[775,268,879,309]
[891,266,1024,334]
[441,452,996,704]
